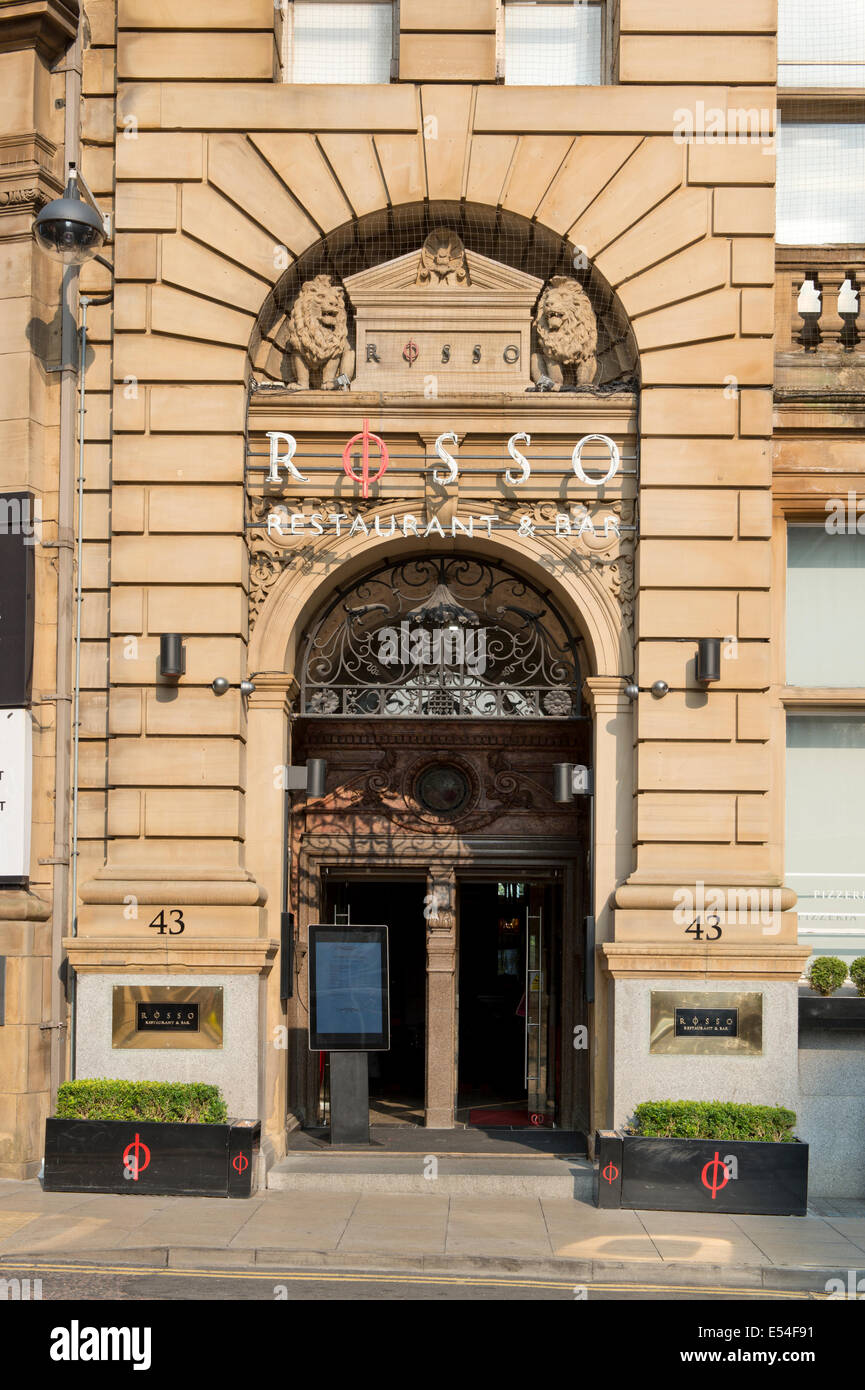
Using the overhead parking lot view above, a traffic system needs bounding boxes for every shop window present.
[779,0,865,88]
[786,715,865,964]
[281,1,396,84]
[786,525,865,685]
[501,0,603,86]
[786,526,865,964]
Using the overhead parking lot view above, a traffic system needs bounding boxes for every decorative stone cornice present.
[0,1,79,61]
[247,670,298,715]
[582,674,631,714]
[63,937,279,972]
[600,943,811,981]
[0,131,62,232]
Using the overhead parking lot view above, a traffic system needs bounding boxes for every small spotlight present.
[651,680,669,698]
[159,634,185,679]
[553,762,592,803]
[306,759,327,797]
[696,638,721,684]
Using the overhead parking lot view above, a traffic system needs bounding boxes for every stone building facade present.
[1,0,862,1189]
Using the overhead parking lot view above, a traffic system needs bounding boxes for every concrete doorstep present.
[0,1179,864,1293]
[267,1154,594,1197]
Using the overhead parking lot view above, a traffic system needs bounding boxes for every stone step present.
[267,1154,594,1198]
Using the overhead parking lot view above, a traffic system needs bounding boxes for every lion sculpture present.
[285,274,355,390]
[530,276,598,391]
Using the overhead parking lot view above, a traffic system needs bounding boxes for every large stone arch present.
[116,104,728,383]
[248,200,640,390]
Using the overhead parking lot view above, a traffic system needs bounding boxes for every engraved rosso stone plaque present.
[344,240,542,392]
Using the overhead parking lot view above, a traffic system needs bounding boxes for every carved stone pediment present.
[344,242,543,392]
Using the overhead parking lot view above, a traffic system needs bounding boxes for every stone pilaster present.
[425,863,456,1128]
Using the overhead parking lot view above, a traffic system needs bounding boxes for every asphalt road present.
[0,1260,820,1301]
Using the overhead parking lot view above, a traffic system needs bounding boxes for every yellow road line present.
[0,1259,820,1296]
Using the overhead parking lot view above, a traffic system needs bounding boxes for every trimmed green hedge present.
[808,955,848,997]
[55,1079,228,1125]
[631,1100,797,1143]
[849,957,865,998]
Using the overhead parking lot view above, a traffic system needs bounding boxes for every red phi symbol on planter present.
[701,1151,730,1201]
[602,1160,619,1185]
[122,1133,151,1183]
[342,418,390,499]
[232,1153,249,1175]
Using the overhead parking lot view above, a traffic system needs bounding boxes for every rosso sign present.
[266,429,621,490]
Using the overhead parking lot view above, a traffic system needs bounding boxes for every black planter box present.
[595,1130,623,1208]
[44,1117,261,1198]
[799,995,865,1030]
[595,1131,808,1217]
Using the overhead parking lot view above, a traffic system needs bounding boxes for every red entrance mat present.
[468,1108,552,1127]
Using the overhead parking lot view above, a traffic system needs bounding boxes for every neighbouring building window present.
[776,120,865,244]
[786,526,865,686]
[502,0,603,86]
[282,1,395,84]
[778,0,865,88]
[786,716,865,965]
[786,526,865,965]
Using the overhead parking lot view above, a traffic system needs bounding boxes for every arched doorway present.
[288,553,591,1130]
[243,200,638,1145]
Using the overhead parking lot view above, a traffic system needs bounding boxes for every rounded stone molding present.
[600,943,812,981]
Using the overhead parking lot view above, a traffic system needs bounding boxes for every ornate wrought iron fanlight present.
[299,556,582,719]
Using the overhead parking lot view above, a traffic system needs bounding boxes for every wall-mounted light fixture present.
[285,759,327,798]
[159,634,185,680]
[651,680,669,698]
[695,638,721,685]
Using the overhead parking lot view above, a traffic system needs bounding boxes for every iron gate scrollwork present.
[300,556,582,719]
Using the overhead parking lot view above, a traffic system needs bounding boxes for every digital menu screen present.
[308,925,390,1051]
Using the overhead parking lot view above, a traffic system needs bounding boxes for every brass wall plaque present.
[650,992,763,1056]
[112,986,223,1050]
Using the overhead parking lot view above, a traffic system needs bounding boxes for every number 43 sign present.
[148,909,185,935]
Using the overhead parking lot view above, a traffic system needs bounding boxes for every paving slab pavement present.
[1,1180,864,1292]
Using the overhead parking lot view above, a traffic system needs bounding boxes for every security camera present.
[33,167,109,266]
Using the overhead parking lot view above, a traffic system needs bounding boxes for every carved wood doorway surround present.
[290,718,589,1128]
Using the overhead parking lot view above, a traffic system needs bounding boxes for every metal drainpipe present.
[68,288,111,1080]
[49,26,82,1106]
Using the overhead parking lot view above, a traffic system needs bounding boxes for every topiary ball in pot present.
[849,957,865,998]
[807,955,848,997]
